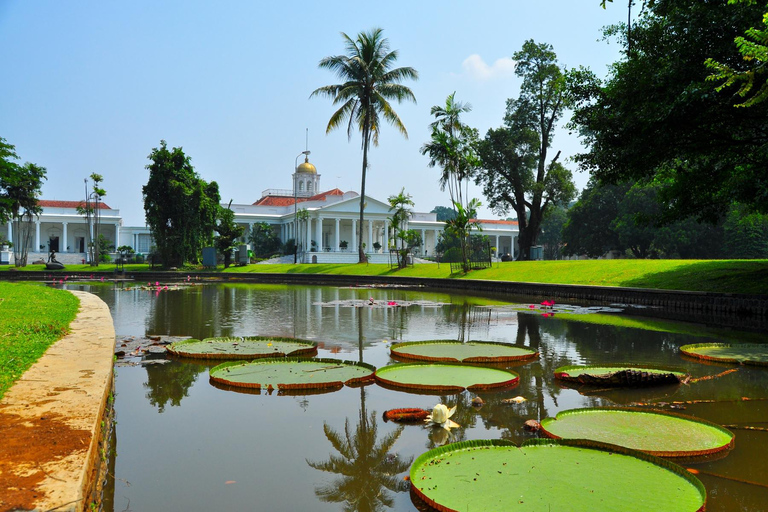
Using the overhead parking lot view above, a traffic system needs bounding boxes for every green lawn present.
[0,282,80,399]
[1,259,766,295]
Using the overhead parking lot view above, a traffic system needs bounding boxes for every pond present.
[72,282,767,511]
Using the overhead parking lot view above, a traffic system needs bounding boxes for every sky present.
[0,0,629,227]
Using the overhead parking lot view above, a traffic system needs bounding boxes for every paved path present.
[0,291,115,512]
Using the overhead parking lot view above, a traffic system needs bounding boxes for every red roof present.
[471,218,518,225]
[39,200,112,210]
[252,188,346,207]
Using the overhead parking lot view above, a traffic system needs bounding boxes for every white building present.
[1,156,519,264]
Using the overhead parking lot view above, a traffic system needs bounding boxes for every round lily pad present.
[390,340,538,363]
[410,439,706,512]
[167,336,317,360]
[680,343,768,366]
[374,363,519,394]
[540,407,734,458]
[554,364,689,387]
[209,357,374,392]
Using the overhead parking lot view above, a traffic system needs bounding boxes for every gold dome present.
[296,156,317,174]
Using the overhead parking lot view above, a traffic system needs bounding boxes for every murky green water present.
[78,283,767,511]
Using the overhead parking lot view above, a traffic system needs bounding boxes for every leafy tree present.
[97,234,114,262]
[215,201,245,268]
[723,204,768,257]
[706,0,768,107]
[476,40,577,261]
[570,0,768,221]
[561,179,627,258]
[421,93,480,212]
[312,28,418,263]
[441,198,483,271]
[0,140,47,267]
[430,205,458,222]
[538,205,568,260]
[249,222,281,259]
[77,173,106,266]
[143,140,221,267]
[388,187,419,267]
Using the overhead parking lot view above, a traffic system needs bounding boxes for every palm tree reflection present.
[307,392,412,512]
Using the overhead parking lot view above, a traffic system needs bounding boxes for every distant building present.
[1,155,519,264]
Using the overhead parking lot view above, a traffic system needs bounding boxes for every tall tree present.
[388,187,419,268]
[143,140,221,267]
[77,173,106,266]
[476,40,577,261]
[311,28,418,263]
[430,205,458,222]
[214,201,245,268]
[571,0,768,221]
[0,140,47,267]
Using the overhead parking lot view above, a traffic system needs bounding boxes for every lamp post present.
[294,150,310,263]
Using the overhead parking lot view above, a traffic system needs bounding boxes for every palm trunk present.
[358,127,370,264]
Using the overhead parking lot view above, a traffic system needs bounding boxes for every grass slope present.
[0,282,80,399]
[1,259,766,295]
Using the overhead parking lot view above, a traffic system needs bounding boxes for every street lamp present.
[294,150,310,263]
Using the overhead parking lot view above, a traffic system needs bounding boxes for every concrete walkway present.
[0,291,115,512]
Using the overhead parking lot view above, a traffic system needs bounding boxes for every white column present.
[334,218,340,251]
[383,220,389,251]
[306,218,312,252]
[115,223,120,249]
[62,222,68,252]
[495,235,500,257]
[421,229,426,254]
[367,220,373,252]
[352,219,357,252]
[35,219,40,253]
[434,229,440,253]
[316,217,323,250]
[7,223,11,244]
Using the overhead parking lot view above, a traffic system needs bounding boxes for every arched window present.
[299,182,304,192]
[308,182,313,192]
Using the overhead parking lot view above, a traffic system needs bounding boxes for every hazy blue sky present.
[1,1,628,226]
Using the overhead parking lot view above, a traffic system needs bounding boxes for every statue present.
[46,248,65,270]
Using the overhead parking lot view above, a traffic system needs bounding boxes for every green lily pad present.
[390,340,538,363]
[167,336,317,360]
[374,363,519,393]
[410,439,706,512]
[209,358,374,392]
[680,343,768,366]
[540,407,734,458]
[554,364,689,387]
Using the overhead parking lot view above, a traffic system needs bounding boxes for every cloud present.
[460,54,516,81]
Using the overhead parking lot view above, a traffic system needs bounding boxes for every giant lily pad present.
[410,439,706,512]
[680,343,768,367]
[168,336,317,360]
[209,358,374,392]
[374,363,518,393]
[554,364,689,387]
[540,407,734,458]
[390,340,538,363]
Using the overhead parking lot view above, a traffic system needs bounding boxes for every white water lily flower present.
[425,403,460,431]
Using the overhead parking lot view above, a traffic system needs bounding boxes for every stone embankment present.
[0,291,115,512]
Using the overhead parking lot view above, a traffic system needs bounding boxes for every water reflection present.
[308,388,412,512]
[77,283,768,512]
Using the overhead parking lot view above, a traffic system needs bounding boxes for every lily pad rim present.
[374,362,519,393]
[539,406,734,458]
[167,336,318,360]
[410,438,706,512]
[209,357,376,391]
[554,363,690,377]
[679,342,768,367]
[389,340,539,363]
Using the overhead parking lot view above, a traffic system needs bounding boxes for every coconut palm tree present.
[312,28,418,263]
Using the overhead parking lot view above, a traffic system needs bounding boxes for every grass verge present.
[0,282,80,399]
[1,259,766,295]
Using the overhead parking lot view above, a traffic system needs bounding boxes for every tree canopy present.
[143,140,220,267]
[476,40,576,261]
[570,0,768,222]
[312,28,417,263]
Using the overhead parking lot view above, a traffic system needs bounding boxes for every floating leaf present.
[390,340,538,363]
[540,407,734,459]
[680,343,768,367]
[374,363,518,394]
[410,439,706,512]
[168,336,317,360]
[554,364,689,387]
[209,358,374,393]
